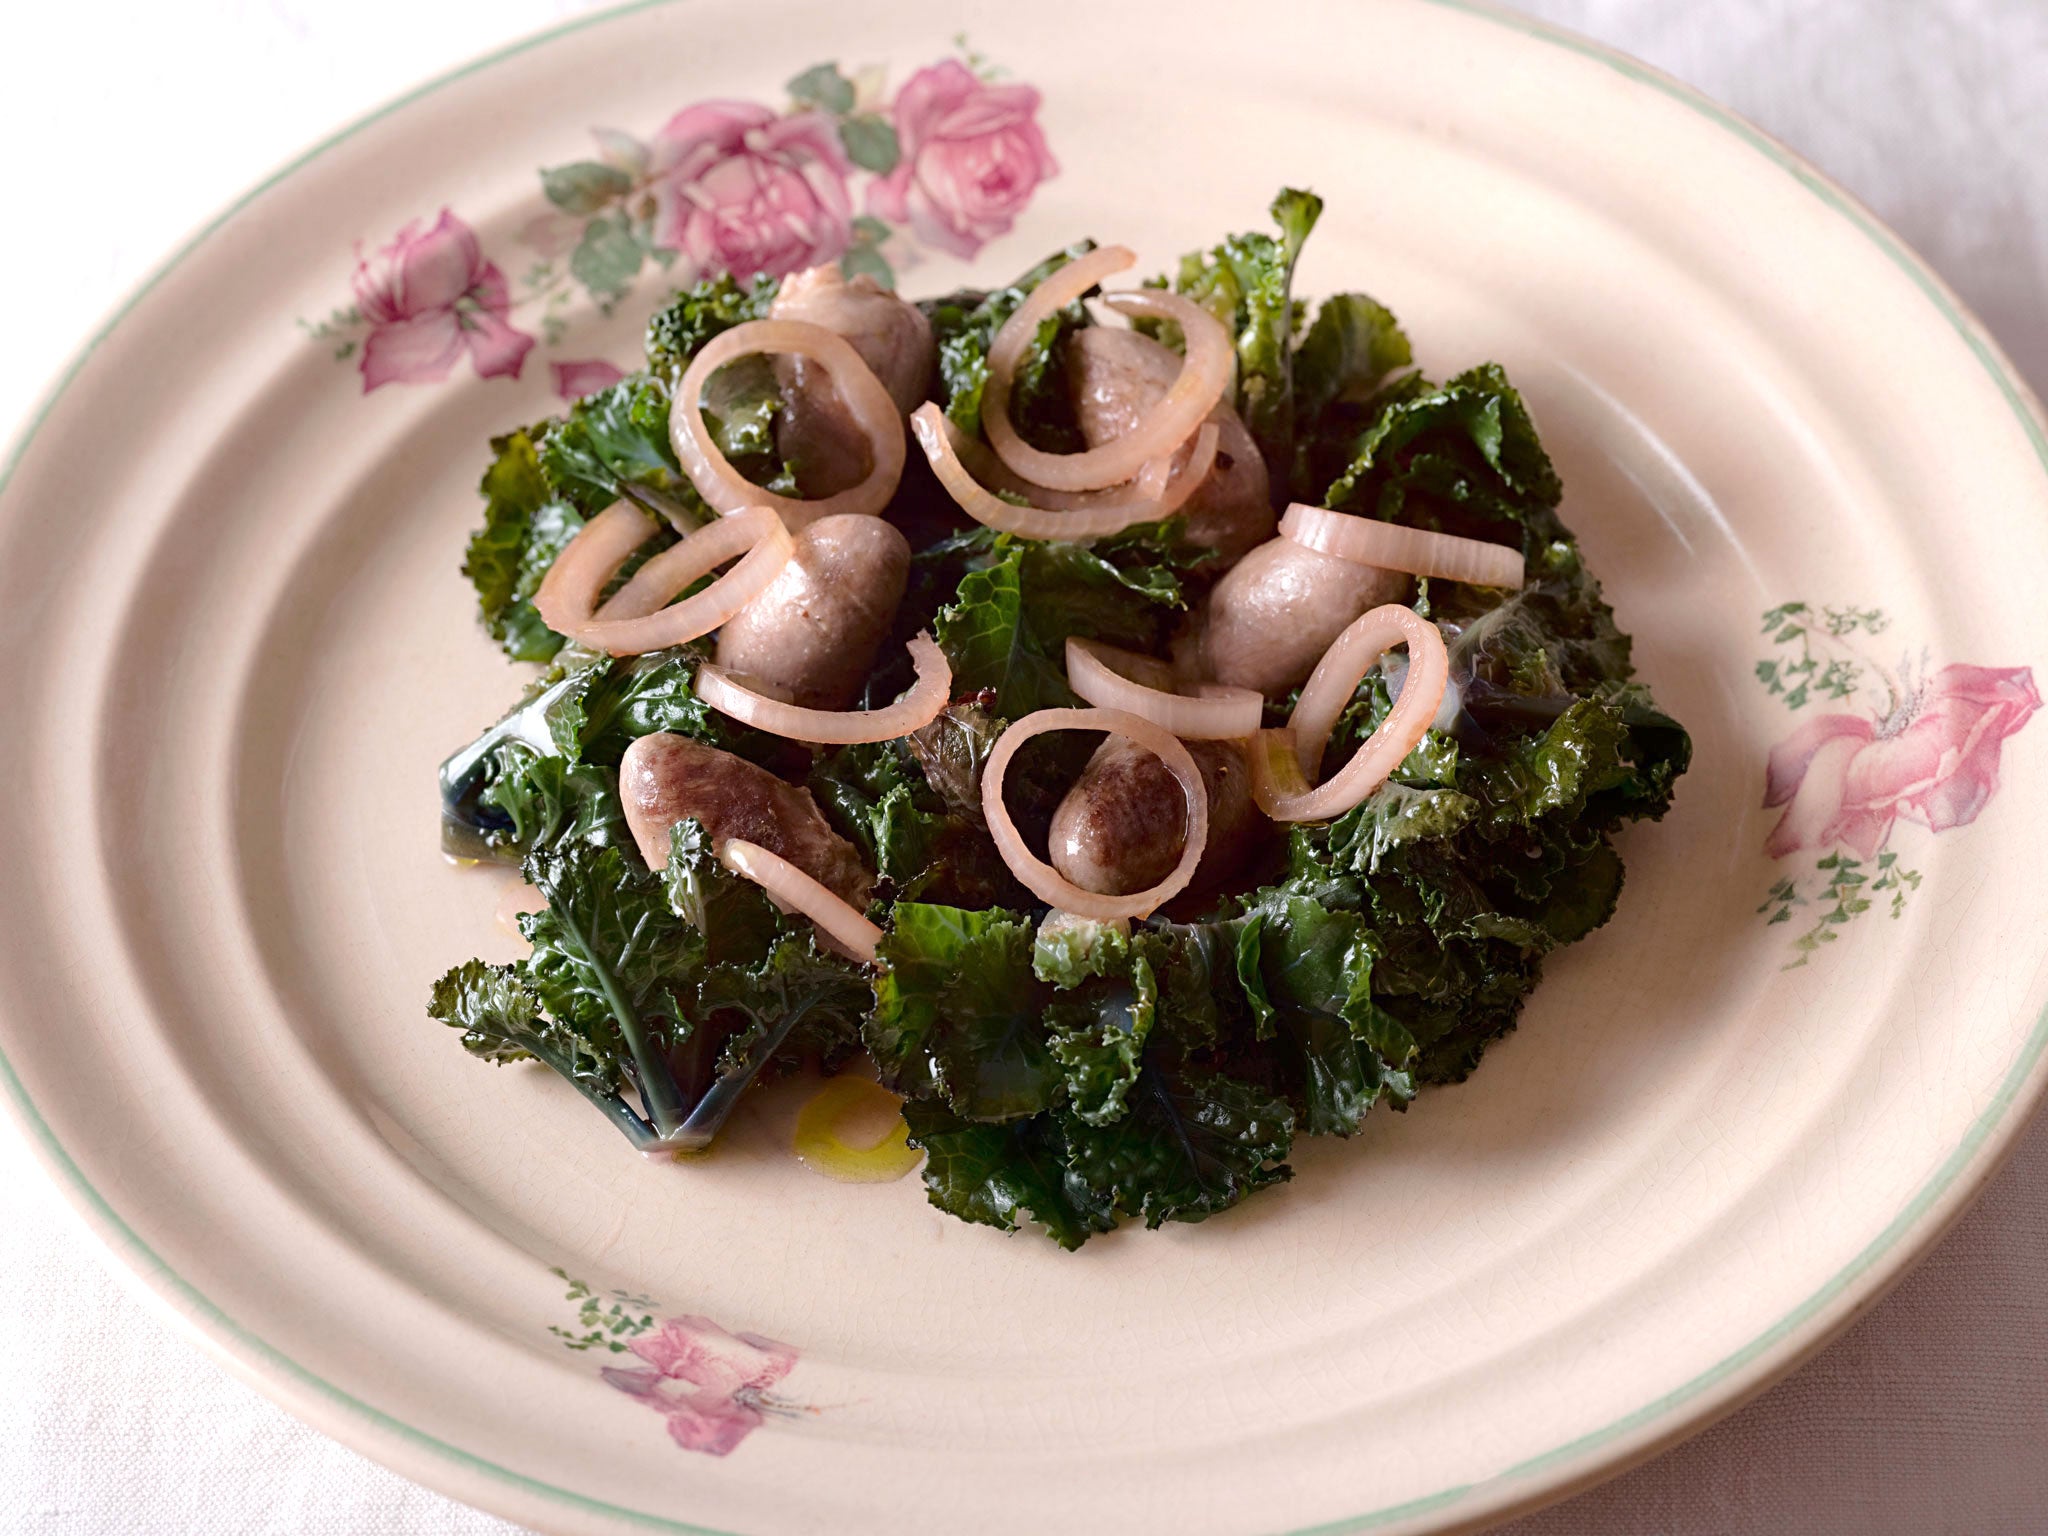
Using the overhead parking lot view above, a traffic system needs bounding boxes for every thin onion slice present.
[534,503,793,656]
[1250,604,1451,821]
[695,632,951,744]
[720,839,882,964]
[982,707,1209,920]
[1280,502,1525,589]
[1065,636,1261,739]
[941,414,1178,512]
[912,404,1218,542]
[982,250,1233,492]
[670,318,906,528]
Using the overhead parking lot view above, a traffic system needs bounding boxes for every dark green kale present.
[463,430,576,662]
[927,526,1205,718]
[1157,187,1323,497]
[924,241,1097,450]
[435,191,1692,1247]
[645,272,779,381]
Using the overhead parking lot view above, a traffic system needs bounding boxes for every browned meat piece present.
[769,263,935,496]
[1065,326,1275,564]
[618,733,872,910]
[1197,536,1407,698]
[713,513,910,710]
[1047,736,1262,897]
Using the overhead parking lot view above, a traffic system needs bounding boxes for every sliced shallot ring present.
[720,839,882,964]
[1065,636,1262,740]
[534,503,793,656]
[941,413,1179,512]
[983,249,1232,492]
[982,707,1208,920]
[695,632,951,744]
[670,318,906,528]
[1250,604,1450,821]
[1280,502,1525,589]
[913,404,1218,541]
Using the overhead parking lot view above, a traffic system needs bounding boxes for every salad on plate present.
[430,189,1690,1247]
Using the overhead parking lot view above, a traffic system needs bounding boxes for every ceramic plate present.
[3,2,2046,1531]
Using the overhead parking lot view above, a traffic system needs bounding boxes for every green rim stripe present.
[1,3,2044,1534]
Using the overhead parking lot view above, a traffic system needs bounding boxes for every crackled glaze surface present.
[1,3,2045,1534]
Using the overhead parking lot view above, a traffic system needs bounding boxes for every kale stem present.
[519,1037,657,1148]
[532,875,692,1140]
[672,1010,809,1146]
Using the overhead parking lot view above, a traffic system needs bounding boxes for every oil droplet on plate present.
[792,1078,921,1183]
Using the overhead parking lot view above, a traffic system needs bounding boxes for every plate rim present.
[3,1,2046,1532]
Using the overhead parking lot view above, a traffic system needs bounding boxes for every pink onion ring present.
[1280,503,1525,589]
[695,632,951,744]
[912,404,1218,542]
[940,414,1182,512]
[720,839,882,964]
[1250,604,1450,821]
[981,707,1209,919]
[982,249,1232,492]
[1065,637,1262,740]
[533,503,793,657]
[669,318,906,528]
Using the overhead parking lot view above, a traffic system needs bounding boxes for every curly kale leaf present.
[644,272,778,380]
[519,842,702,1136]
[930,530,1194,718]
[903,1102,1116,1251]
[660,819,781,965]
[925,241,1095,448]
[868,904,1059,1119]
[1044,951,1156,1127]
[698,934,872,1084]
[1319,365,1562,561]
[428,958,664,1147]
[537,372,701,522]
[1293,292,1413,424]
[1163,186,1322,493]
[464,430,577,662]
[478,749,628,856]
[1060,1066,1295,1228]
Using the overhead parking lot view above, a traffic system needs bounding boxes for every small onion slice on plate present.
[1251,603,1451,821]
[1280,502,1526,589]
[533,503,793,657]
[911,404,1219,541]
[720,839,883,964]
[982,248,1234,492]
[1065,636,1262,740]
[670,318,907,528]
[982,706,1209,920]
[695,632,951,744]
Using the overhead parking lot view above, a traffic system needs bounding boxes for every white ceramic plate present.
[4,2,2046,1531]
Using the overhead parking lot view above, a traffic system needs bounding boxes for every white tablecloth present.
[3,3,2044,1531]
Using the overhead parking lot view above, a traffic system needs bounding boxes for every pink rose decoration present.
[551,359,628,400]
[600,1314,799,1456]
[1764,664,2040,858]
[350,209,534,392]
[867,60,1058,258]
[650,103,852,281]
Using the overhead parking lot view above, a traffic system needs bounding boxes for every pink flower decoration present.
[649,103,852,281]
[600,1314,799,1456]
[350,209,535,392]
[1764,664,2040,858]
[552,359,628,400]
[867,60,1058,258]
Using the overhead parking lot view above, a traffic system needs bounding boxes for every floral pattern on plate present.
[1755,601,2039,965]
[299,44,1056,395]
[550,1270,816,1456]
